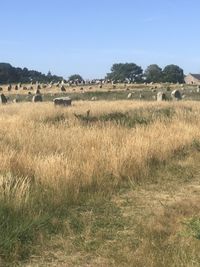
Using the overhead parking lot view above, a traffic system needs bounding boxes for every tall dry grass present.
[1,100,200,263]
[0,101,199,204]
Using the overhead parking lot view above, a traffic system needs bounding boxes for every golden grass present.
[0,101,199,205]
[1,100,200,265]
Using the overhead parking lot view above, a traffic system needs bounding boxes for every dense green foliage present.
[106,63,185,84]
[106,63,143,82]
[144,64,163,82]
[0,63,63,84]
[162,64,184,83]
[0,62,185,85]
[68,74,84,82]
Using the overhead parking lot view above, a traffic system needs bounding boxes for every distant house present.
[185,73,200,85]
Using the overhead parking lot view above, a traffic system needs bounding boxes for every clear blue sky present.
[1,0,200,79]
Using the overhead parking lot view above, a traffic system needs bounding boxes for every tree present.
[0,63,63,84]
[106,63,143,82]
[47,70,52,77]
[144,64,162,83]
[0,63,19,83]
[162,64,184,83]
[68,74,84,82]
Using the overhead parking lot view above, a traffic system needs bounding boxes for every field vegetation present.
[1,100,200,266]
[1,82,200,102]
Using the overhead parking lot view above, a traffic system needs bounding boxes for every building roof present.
[190,74,200,80]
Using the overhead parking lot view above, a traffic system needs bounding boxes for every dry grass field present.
[1,100,200,266]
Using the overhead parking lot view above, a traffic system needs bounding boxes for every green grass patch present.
[74,107,175,128]
[0,204,49,261]
[186,218,200,239]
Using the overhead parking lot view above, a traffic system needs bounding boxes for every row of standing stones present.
[0,92,72,106]
[158,90,182,101]
[126,89,182,101]
[0,83,67,92]
[0,84,90,92]
[0,89,183,105]
[0,86,72,106]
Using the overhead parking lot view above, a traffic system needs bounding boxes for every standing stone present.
[0,94,7,104]
[139,93,144,99]
[127,93,132,99]
[61,86,66,92]
[53,97,71,106]
[13,98,19,103]
[35,87,41,94]
[171,90,182,101]
[32,94,43,102]
[157,92,167,101]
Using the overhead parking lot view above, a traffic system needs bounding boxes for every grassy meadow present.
[1,100,200,266]
[1,82,200,102]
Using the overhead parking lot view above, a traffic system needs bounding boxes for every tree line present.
[0,62,185,84]
[106,63,184,83]
[0,63,63,84]
[70,63,185,84]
